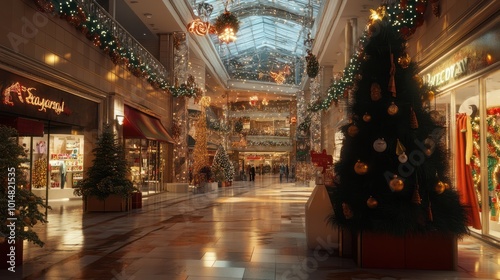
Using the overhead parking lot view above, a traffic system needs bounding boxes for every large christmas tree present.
[329,4,468,236]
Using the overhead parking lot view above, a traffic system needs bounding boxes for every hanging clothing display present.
[455,113,482,229]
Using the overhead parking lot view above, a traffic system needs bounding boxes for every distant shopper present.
[250,165,256,181]
[285,164,289,182]
[279,163,285,183]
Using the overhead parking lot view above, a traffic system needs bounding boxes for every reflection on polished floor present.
[2,175,500,280]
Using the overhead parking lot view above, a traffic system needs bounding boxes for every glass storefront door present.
[125,139,164,195]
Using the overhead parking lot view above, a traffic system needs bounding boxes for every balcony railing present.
[35,0,169,89]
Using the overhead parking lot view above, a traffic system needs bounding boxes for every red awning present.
[0,117,44,137]
[123,106,174,143]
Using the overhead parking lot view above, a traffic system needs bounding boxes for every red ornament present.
[400,0,408,9]
[416,3,427,15]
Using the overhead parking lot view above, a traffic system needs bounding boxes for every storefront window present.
[125,139,163,195]
[455,80,483,232]
[17,129,85,201]
[485,69,500,238]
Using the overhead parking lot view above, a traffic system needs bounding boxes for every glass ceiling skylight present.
[192,0,324,85]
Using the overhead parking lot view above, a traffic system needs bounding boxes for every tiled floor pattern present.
[2,175,500,279]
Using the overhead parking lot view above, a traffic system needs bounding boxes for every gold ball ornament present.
[435,181,446,194]
[342,202,354,219]
[387,102,399,115]
[367,196,378,208]
[398,52,411,68]
[354,160,369,175]
[363,112,372,122]
[370,83,382,101]
[426,90,435,101]
[0,236,5,244]
[389,175,404,192]
[347,124,359,137]
[414,74,423,88]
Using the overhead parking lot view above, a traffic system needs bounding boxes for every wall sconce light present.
[116,115,124,125]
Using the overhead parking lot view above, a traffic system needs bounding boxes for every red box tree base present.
[359,231,457,270]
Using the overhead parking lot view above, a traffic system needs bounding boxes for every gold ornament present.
[387,102,399,115]
[410,107,419,129]
[427,90,435,101]
[342,202,354,219]
[435,181,446,194]
[363,112,372,122]
[424,137,436,156]
[414,74,423,88]
[395,139,406,155]
[388,53,396,97]
[199,96,211,108]
[398,52,411,68]
[389,175,404,192]
[347,124,359,137]
[187,19,211,36]
[412,184,422,204]
[367,196,378,208]
[354,160,368,175]
[370,83,382,101]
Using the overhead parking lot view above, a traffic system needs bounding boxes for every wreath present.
[213,10,240,35]
[306,51,319,78]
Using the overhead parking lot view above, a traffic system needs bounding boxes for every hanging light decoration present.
[213,9,240,43]
[249,95,259,106]
[187,3,214,36]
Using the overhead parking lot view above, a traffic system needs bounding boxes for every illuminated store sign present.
[2,81,67,115]
[424,58,469,87]
[421,22,499,88]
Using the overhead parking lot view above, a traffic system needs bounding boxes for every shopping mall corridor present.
[2,175,500,280]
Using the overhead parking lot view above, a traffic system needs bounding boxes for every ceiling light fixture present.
[144,13,152,19]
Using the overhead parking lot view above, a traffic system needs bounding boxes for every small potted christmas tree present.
[0,125,50,268]
[212,145,234,187]
[74,124,136,211]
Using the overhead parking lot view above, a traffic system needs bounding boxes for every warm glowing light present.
[44,53,60,65]
[218,27,237,43]
[249,95,259,106]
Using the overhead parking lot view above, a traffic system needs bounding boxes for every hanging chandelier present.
[187,2,240,44]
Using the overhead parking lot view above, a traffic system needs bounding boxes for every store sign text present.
[2,82,66,115]
[424,57,469,87]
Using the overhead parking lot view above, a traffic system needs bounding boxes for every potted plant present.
[0,125,50,269]
[74,124,136,211]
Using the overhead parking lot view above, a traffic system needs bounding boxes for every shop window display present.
[19,134,84,190]
[125,139,163,195]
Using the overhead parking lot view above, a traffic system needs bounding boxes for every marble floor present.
[2,175,499,280]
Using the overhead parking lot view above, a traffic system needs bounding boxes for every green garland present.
[297,115,311,132]
[169,84,200,98]
[309,0,429,112]
[33,0,177,92]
